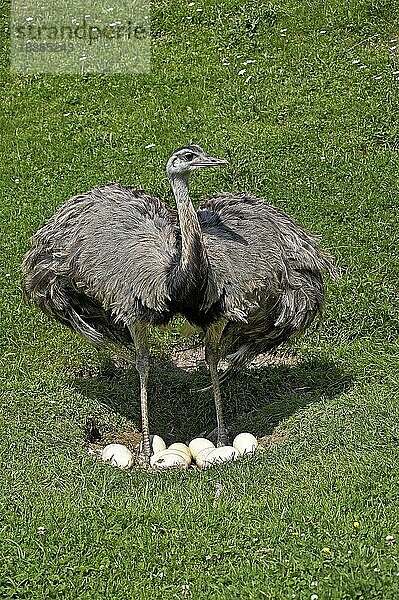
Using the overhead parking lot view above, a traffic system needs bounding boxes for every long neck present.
[169,174,208,276]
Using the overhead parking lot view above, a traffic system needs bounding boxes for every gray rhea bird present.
[22,145,338,463]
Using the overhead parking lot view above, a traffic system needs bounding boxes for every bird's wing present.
[198,192,337,321]
[25,184,179,328]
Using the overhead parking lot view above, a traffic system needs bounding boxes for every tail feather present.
[218,271,326,383]
[218,324,297,385]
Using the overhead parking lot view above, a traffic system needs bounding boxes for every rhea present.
[22,145,337,463]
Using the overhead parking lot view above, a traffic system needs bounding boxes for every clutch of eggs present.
[101,432,258,470]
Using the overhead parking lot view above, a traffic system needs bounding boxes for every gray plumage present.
[22,145,337,460]
[199,193,337,380]
[23,185,179,343]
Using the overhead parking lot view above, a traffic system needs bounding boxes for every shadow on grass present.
[70,352,353,446]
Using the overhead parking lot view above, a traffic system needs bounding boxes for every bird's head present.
[166,145,228,179]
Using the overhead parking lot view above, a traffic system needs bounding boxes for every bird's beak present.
[194,155,229,168]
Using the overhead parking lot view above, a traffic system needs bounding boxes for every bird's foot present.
[138,432,152,467]
[136,455,151,469]
[217,429,229,447]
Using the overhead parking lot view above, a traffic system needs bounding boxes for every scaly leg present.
[204,321,228,447]
[131,323,151,464]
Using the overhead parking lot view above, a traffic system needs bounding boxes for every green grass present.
[1,0,399,597]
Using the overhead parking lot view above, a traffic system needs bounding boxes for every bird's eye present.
[184,152,195,161]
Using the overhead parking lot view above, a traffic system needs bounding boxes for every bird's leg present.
[131,323,151,464]
[204,322,228,447]
[206,350,227,447]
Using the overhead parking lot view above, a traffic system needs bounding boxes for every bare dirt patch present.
[258,429,290,448]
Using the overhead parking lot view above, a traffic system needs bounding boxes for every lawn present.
[1,0,399,598]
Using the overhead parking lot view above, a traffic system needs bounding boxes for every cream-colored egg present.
[233,433,258,456]
[188,438,215,459]
[165,448,191,465]
[168,443,192,461]
[150,449,189,470]
[101,444,133,469]
[202,446,239,468]
[194,447,215,468]
[152,435,167,454]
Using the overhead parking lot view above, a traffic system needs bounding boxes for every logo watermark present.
[11,1,150,74]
